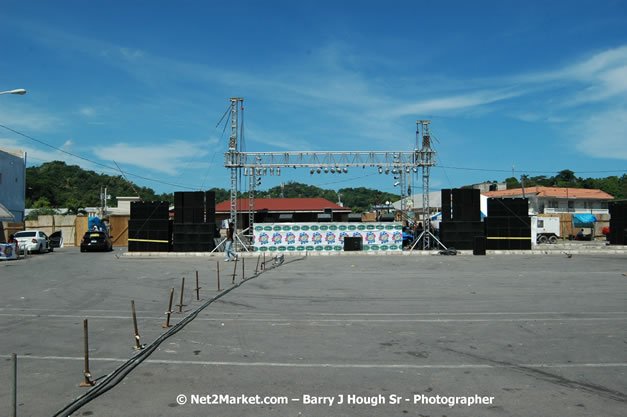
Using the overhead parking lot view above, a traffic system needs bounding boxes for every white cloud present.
[0,104,62,131]
[102,140,210,175]
[575,108,627,160]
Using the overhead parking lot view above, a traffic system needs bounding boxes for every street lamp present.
[0,89,27,95]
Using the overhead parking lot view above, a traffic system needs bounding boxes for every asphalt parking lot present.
[1,247,626,417]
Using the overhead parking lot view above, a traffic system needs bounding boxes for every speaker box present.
[317,213,332,222]
[380,213,395,222]
[473,236,486,255]
[279,213,294,222]
[441,189,451,222]
[344,236,363,251]
[348,213,362,222]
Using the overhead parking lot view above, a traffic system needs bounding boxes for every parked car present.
[80,231,113,252]
[13,230,53,254]
[49,231,63,248]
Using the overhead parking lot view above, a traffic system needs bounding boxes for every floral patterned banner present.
[253,222,403,252]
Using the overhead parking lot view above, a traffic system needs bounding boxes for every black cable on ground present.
[51,255,306,417]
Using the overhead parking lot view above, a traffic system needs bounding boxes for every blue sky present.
[1,0,626,197]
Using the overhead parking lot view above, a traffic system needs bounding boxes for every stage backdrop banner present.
[253,222,403,252]
[0,243,18,260]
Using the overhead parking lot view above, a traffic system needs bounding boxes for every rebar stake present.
[131,300,145,350]
[255,254,261,274]
[79,319,95,387]
[176,277,186,313]
[195,270,201,301]
[216,261,221,291]
[232,258,237,284]
[241,257,245,281]
[11,353,17,417]
[163,288,174,328]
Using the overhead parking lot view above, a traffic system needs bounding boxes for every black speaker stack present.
[173,191,217,252]
[128,201,171,252]
[485,198,531,250]
[344,236,363,251]
[440,189,483,250]
[608,201,627,245]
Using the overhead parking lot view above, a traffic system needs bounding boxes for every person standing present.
[224,221,238,261]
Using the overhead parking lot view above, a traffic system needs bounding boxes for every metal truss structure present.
[222,97,437,250]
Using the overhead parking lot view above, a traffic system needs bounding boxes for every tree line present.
[502,169,626,200]
[25,163,625,217]
[25,161,399,214]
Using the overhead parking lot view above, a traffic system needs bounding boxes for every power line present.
[0,124,202,190]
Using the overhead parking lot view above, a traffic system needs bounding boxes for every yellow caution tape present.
[128,238,170,243]
[486,237,531,240]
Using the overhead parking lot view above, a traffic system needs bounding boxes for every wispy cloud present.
[101,140,211,175]
[575,107,627,160]
[0,104,62,131]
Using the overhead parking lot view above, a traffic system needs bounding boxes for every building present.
[215,198,351,227]
[0,148,26,222]
[482,187,613,215]
[471,182,506,193]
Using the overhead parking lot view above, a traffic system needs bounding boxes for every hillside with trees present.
[25,161,398,213]
[25,162,625,215]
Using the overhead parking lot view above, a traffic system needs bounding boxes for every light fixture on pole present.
[0,89,26,96]
[394,181,400,187]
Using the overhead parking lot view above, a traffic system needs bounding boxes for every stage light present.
[317,168,321,173]
[243,168,248,176]
[343,167,348,173]
[412,167,418,173]
[276,167,280,176]
[330,167,335,173]
[394,181,400,187]
[310,168,314,174]
[324,167,329,173]
[378,167,383,174]
[385,168,390,174]
[270,168,274,175]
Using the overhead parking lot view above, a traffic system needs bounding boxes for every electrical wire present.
[51,255,306,417]
[0,124,202,190]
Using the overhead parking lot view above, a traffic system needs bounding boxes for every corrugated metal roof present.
[482,187,614,200]
[215,198,351,213]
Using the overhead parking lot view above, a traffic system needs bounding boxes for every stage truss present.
[223,98,439,250]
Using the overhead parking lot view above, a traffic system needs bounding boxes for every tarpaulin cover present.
[572,214,597,228]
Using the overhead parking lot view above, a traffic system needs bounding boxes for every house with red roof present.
[482,187,614,215]
[215,198,352,227]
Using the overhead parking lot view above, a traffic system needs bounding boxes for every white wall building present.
[482,187,613,215]
[0,148,26,222]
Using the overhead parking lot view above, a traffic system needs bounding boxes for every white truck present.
[532,216,560,244]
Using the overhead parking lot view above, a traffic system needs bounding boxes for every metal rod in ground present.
[216,261,221,291]
[131,300,144,350]
[11,353,16,417]
[255,254,260,274]
[242,257,245,281]
[195,270,201,301]
[80,319,95,387]
[177,277,185,313]
[163,288,174,328]
[263,253,266,270]
[232,258,237,284]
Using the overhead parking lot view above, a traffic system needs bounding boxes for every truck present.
[533,216,560,244]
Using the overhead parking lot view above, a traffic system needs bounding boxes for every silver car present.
[13,230,53,254]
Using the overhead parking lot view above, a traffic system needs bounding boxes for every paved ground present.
[1,247,626,417]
